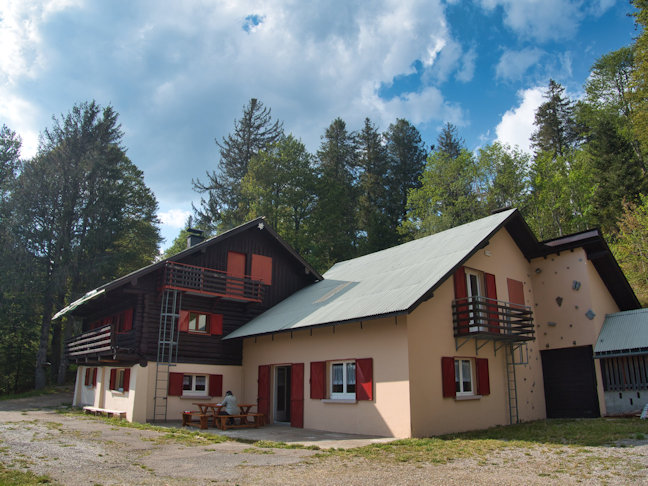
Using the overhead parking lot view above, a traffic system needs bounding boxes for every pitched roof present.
[225,209,517,339]
[594,308,648,358]
[53,218,322,320]
[226,209,640,340]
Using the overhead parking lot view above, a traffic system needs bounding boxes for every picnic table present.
[183,401,264,430]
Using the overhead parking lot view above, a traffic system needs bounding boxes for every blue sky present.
[0,0,636,250]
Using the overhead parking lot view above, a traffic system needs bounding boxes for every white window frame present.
[188,312,208,333]
[465,268,487,332]
[330,361,356,400]
[455,358,475,396]
[182,374,207,396]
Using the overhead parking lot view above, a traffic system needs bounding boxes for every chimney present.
[186,228,204,249]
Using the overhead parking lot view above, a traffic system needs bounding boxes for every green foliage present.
[193,98,284,232]
[531,79,579,157]
[631,0,648,160]
[241,135,317,257]
[611,195,648,305]
[0,463,56,485]
[476,142,530,212]
[310,118,359,270]
[403,124,486,237]
[4,101,160,390]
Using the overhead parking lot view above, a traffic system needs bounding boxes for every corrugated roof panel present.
[226,209,516,339]
[594,308,648,356]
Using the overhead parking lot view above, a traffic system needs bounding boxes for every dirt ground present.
[1,392,648,485]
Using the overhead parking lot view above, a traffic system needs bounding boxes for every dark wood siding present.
[541,346,600,418]
[79,224,317,366]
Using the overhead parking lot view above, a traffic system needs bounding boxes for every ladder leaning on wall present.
[153,288,182,422]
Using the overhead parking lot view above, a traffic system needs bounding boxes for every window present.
[178,311,223,335]
[168,372,223,397]
[453,267,498,334]
[189,312,208,333]
[331,361,356,399]
[109,368,130,393]
[84,368,97,387]
[442,357,490,398]
[89,308,133,333]
[310,358,373,401]
[182,375,207,395]
[455,358,474,396]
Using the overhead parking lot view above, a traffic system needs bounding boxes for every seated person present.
[217,390,238,425]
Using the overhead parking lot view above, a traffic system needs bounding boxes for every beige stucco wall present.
[407,229,546,437]
[143,363,243,422]
[241,316,411,438]
[531,248,620,415]
[74,366,99,407]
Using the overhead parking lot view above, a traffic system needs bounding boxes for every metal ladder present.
[153,289,182,422]
[505,344,519,425]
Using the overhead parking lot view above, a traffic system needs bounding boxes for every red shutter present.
[123,369,131,392]
[92,368,97,387]
[209,374,223,397]
[168,372,184,396]
[84,368,91,386]
[251,254,273,285]
[257,365,271,420]
[441,357,456,398]
[453,267,469,335]
[507,278,525,307]
[355,358,373,401]
[476,358,490,395]
[122,308,133,332]
[209,314,223,335]
[310,361,326,399]
[290,363,304,428]
[227,252,246,297]
[109,369,116,390]
[178,310,189,332]
[484,273,498,333]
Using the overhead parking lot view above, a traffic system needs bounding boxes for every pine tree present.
[311,118,358,270]
[357,118,391,254]
[531,80,579,157]
[384,119,427,244]
[193,98,284,232]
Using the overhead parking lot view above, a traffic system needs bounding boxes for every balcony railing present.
[162,261,263,303]
[452,296,535,342]
[66,324,113,361]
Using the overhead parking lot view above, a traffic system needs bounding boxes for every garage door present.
[541,346,600,418]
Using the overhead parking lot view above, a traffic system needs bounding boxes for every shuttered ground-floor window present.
[600,355,648,391]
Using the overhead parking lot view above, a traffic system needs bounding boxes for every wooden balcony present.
[66,324,113,362]
[452,296,535,342]
[162,261,263,303]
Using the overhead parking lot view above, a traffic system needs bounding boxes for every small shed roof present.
[225,209,516,339]
[594,308,648,358]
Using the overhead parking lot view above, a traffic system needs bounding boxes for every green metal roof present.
[225,209,517,339]
[594,308,648,358]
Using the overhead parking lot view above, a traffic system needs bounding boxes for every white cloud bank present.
[495,87,545,152]
[158,209,191,229]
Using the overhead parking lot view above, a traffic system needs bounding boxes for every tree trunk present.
[34,305,53,390]
[57,318,72,385]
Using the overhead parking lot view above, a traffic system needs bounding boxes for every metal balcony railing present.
[162,261,263,303]
[452,296,535,342]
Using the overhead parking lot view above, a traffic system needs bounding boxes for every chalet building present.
[62,209,641,437]
[61,219,321,422]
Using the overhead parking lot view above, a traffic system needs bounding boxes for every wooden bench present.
[83,406,126,419]
[182,410,211,430]
[216,413,264,430]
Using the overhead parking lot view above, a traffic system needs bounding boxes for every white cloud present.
[495,87,544,152]
[495,47,545,82]
[477,0,609,41]
[158,209,191,228]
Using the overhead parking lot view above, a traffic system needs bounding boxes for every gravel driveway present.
[1,392,647,485]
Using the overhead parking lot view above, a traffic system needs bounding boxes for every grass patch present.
[319,418,648,465]
[0,463,56,484]
[442,418,648,447]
